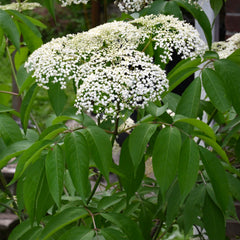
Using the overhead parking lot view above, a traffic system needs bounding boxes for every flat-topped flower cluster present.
[212,33,240,59]
[0,1,41,11]
[25,14,206,120]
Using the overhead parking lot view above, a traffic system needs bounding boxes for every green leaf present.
[101,227,126,240]
[38,207,88,240]
[48,82,67,116]
[162,92,181,112]
[10,139,52,184]
[25,15,47,29]
[8,219,36,240]
[83,126,112,181]
[202,68,231,113]
[43,0,56,21]
[174,0,212,48]
[35,173,54,223]
[152,126,181,199]
[20,83,38,133]
[140,0,166,16]
[176,77,201,118]
[210,0,223,17]
[227,48,240,66]
[101,213,145,240]
[214,59,240,114]
[200,147,231,213]
[19,226,42,240]
[39,124,67,140]
[129,123,157,172]
[202,192,225,240]
[183,185,206,234]
[0,114,22,145]
[119,138,145,199]
[98,194,124,210]
[45,144,64,207]
[7,10,41,38]
[164,1,183,19]
[0,104,14,113]
[175,77,201,135]
[18,21,42,52]
[174,116,216,141]
[59,227,95,240]
[178,138,199,200]
[14,47,29,71]
[23,156,45,222]
[166,181,181,226]
[64,132,90,202]
[226,173,240,202]
[0,140,32,169]
[0,9,20,50]
[146,102,168,117]
[196,134,228,163]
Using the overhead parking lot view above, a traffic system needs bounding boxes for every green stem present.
[86,173,103,205]
[0,90,19,96]
[6,44,18,84]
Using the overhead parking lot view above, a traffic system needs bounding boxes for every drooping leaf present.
[64,132,90,202]
[38,207,88,240]
[152,126,181,199]
[210,0,223,17]
[48,82,67,116]
[178,138,199,200]
[162,92,181,112]
[200,147,231,213]
[83,126,112,181]
[202,192,225,240]
[101,213,145,240]
[0,114,22,145]
[0,140,32,169]
[45,144,64,207]
[139,203,153,240]
[8,219,36,240]
[166,181,181,226]
[183,185,206,235]
[0,9,20,50]
[129,123,157,172]
[43,0,56,21]
[20,83,38,133]
[18,21,42,52]
[23,156,45,222]
[174,0,212,48]
[214,59,240,114]
[14,47,29,71]
[164,1,183,19]
[25,15,47,29]
[140,0,166,16]
[226,173,240,203]
[119,138,145,199]
[202,68,231,113]
[19,226,42,240]
[35,173,54,223]
[98,194,124,211]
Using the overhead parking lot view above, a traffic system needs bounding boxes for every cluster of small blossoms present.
[25,21,142,89]
[58,0,89,6]
[115,0,153,13]
[0,2,41,11]
[132,14,206,63]
[25,14,205,120]
[74,49,168,120]
[212,33,240,59]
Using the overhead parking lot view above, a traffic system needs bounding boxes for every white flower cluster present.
[75,49,168,119]
[115,0,153,13]
[25,14,205,120]
[212,33,240,59]
[0,2,41,11]
[58,0,89,6]
[132,14,206,63]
